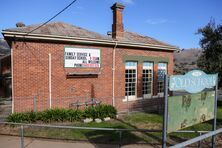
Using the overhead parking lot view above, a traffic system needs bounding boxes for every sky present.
[1,0,222,49]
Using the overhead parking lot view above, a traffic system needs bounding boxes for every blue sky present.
[1,0,221,49]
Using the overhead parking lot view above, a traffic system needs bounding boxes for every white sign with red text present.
[64,47,100,68]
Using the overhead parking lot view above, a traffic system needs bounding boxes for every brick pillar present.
[153,63,158,96]
[137,63,143,98]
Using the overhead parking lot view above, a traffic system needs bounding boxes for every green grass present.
[2,106,222,145]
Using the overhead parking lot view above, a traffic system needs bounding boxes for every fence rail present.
[0,122,219,148]
[170,128,222,148]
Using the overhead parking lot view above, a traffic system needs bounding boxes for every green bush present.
[7,104,117,123]
[83,104,117,119]
[84,106,94,119]
[38,108,69,122]
[6,111,37,123]
[67,109,83,122]
[101,104,117,118]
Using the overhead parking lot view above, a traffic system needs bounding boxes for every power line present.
[25,0,78,36]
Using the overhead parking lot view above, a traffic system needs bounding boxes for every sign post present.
[212,76,218,148]
[162,74,168,148]
[163,70,218,147]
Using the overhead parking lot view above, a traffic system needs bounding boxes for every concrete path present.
[0,135,154,148]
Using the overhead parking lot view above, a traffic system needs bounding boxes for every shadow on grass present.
[84,125,143,148]
[19,124,148,147]
[113,116,165,148]
[217,119,222,127]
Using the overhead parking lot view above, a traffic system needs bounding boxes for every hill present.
[174,48,202,74]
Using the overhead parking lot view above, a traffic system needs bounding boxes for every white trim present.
[2,31,178,51]
[112,41,118,107]
[123,97,143,102]
[11,48,14,113]
[143,94,152,99]
[158,93,164,97]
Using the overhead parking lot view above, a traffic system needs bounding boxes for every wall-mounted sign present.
[169,70,217,93]
[167,91,215,133]
[64,47,100,68]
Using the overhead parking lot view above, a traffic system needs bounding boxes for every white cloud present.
[145,18,168,25]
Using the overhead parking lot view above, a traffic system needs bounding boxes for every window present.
[158,63,167,95]
[125,62,137,99]
[142,62,153,98]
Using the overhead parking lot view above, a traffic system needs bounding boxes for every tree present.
[197,20,222,86]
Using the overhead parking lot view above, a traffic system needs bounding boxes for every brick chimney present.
[111,3,125,39]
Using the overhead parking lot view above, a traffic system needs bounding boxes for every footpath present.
[0,135,154,148]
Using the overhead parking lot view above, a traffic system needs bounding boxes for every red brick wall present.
[11,41,174,112]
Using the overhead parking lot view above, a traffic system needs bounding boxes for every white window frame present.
[124,62,137,101]
[142,62,153,99]
[157,63,167,97]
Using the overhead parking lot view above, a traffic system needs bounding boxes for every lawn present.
[0,106,222,145]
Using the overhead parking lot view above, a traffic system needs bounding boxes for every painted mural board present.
[169,70,217,94]
[167,91,215,133]
[64,47,100,68]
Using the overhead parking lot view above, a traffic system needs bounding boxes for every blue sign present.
[169,70,217,93]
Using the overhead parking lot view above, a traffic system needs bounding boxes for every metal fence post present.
[212,77,218,148]
[127,93,129,115]
[20,125,24,148]
[119,131,122,148]
[162,75,168,148]
[34,96,37,112]
[198,132,202,148]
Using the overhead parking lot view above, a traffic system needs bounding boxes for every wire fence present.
[0,122,222,148]
[2,95,222,147]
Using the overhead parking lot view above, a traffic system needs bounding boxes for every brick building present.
[2,3,178,113]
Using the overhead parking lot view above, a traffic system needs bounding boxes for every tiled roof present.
[119,31,173,47]
[3,22,175,48]
[4,22,111,40]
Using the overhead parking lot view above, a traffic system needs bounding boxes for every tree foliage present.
[197,20,222,85]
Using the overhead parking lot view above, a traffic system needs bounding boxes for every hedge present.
[6,104,117,123]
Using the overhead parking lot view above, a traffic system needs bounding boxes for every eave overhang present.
[2,31,179,51]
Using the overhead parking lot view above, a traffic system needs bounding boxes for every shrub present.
[37,108,70,122]
[7,111,37,123]
[67,109,83,122]
[84,106,96,119]
[101,104,117,118]
[83,104,117,119]
[6,104,117,123]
